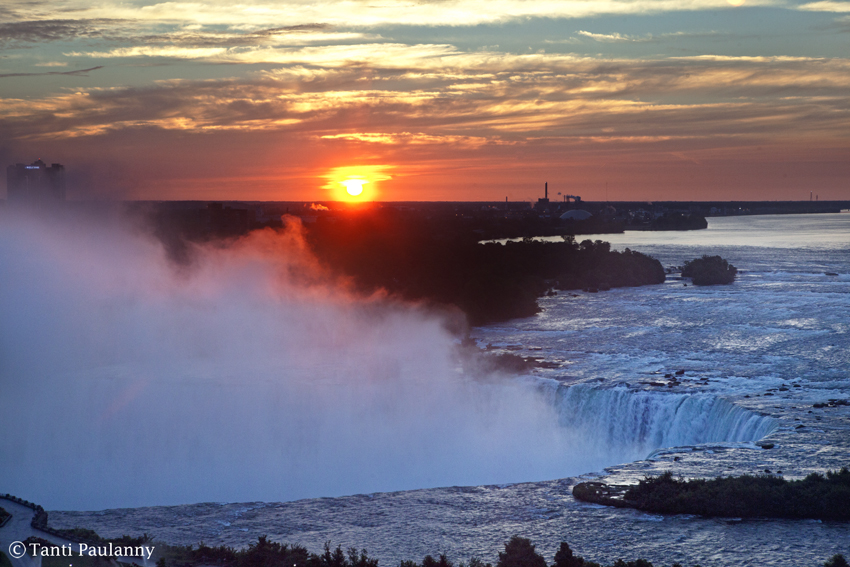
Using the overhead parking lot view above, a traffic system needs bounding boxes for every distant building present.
[535,182,550,211]
[6,159,66,202]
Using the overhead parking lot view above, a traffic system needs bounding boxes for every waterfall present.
[538,381,777,460]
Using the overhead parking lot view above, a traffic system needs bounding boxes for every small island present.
[681,255,737,286]
[306,212,667,325]
[573,467,850,521]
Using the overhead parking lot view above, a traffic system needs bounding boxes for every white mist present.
[0,210,591,510]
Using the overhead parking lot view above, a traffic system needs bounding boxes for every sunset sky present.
[2,0,849,201]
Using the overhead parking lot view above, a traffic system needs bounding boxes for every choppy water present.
[50,214,850,567]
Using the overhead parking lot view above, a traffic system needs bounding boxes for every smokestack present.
[545,182,548,200]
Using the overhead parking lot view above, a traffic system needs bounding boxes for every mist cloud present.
[0,210,607,510]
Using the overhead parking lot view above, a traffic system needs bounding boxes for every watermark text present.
[8,541,154,560]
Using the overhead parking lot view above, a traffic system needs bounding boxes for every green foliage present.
[323,542,349,567]
[681,255,737,285]
[190,542,238,565]
[622,467,850,520]
[825,555,849,567]
[77,535,699,567]
[496,537,547,567]
[0,551,13,567]
[156,538,380,567]
[347,547,379,567]
[240,536,311,567]
[553,542,599,567]
[422,555,453,567]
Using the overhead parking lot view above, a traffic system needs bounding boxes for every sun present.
[341,178,368,196]
[323,165,393,202]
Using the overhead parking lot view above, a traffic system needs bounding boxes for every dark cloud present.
[0,18,335,51]
[260,24,332,34]
[0,65,102,78]
[130,24,338,48]
[0,19,119,46]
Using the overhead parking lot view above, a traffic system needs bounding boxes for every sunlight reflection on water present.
[491,213,850,250]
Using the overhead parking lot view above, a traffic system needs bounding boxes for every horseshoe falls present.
[5,213,849,566]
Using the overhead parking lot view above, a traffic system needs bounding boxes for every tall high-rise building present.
[6,159,66,202]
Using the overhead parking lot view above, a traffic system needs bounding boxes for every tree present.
[496,537,546,567]
[321,543,347,567]
[422,555,452,567]
[347,548,378,567]
[553,543,584,567]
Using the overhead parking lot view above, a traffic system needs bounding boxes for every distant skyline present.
[2,0,849,202]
